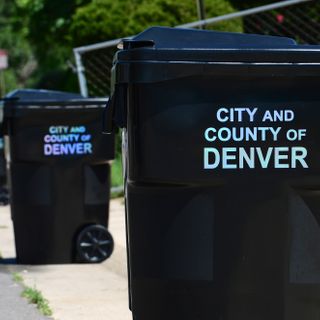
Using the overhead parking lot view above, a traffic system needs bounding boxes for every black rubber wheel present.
[77,224,114,263]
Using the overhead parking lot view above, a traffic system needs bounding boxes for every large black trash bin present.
[4,89,115,264]
[107,27,320,320]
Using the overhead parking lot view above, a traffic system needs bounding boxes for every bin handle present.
[103,95,115,134]
[103,84,127,134]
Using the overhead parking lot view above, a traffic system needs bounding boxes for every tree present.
[0,1,35,94]
[70,0,243,47]
[17,0,89,68]
[4,0,243,93]
[14,0,90,92]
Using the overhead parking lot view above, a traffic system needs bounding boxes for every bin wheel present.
[77,225,114,263]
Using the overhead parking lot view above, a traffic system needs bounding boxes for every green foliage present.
[18,0,88,66]
[22,286,53,316]
[12,272,24,283]
[13,0,91,91]
[12,271,52,316]
[70,0,243,46]
[2,0,244,94]
[0,1,35,94]
[1,0,244,94]
[111,155,123,188]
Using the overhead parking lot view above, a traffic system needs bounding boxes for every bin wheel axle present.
[77,224,114,263]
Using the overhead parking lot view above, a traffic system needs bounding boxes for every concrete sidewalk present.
[0,199,132,320]
[0,270,50,320]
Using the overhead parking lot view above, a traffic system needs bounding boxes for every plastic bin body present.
[0,101,8,188]
[109,27,320,320]
[0,137,7,187]
[5,89,114,264]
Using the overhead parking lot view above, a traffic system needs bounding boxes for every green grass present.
[12,272,23,283]
[111,156,123,188]
[12,272,53,317]
[22,286,52,316]
[111,188,124,199]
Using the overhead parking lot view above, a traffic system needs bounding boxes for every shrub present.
[70,0,243,46]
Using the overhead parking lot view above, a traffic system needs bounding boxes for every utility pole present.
[196,0,206,29]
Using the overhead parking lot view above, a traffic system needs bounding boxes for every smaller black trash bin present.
[4,89,115,264]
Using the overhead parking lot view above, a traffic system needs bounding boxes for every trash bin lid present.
[131,26,297,49]
[4,89,108,110]
[112,27,320,87]
[115,27,320,65]
[6,89,83,101]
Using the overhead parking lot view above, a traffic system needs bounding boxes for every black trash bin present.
[107,27,320,320]
[4,89,115,264]
[0,101,9,205]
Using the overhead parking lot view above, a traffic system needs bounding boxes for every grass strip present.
[12,272,53,317]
